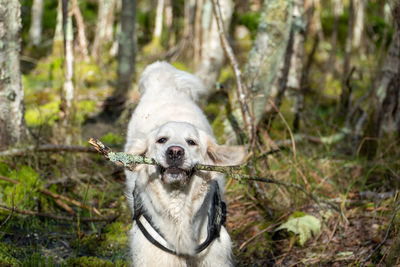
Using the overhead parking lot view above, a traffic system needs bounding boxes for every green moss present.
[0,242,20,266]
[0,166,42,209]
[75,100,97,123]
[238,12,261,39]
[76,61,103,85]
[25,101,60,127]
[101,222,129,249]
[218,66,234,84]
[142,38,163,55]
[171,62,189,71]
[101,132,124,146]
[66,256,126,267]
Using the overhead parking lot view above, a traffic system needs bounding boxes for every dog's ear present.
[207,143,247,166]
[200,131,247,166]
[126,138,147,155]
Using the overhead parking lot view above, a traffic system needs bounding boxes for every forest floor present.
[0,57,399,266]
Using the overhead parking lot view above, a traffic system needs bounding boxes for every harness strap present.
[133,180,226,256]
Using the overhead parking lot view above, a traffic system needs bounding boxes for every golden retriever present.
[124,62,246,266]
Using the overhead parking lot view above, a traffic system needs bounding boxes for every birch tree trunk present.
[152,0,164,47]
[244,0,293,125]
[52,0,64,57]
[0,0,26,149]
[91,0,116,60]
[288,0,306,131]
[194,0,204,65]
[72,0,89,60]
[195,0,233,93]
[29,0,44,46]
[61,0,75,131]
[352,0,365,49]
[102,0,136,117]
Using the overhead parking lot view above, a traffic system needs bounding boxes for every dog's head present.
[127,122,246,185]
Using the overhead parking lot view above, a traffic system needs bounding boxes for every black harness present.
[133,180,226,257]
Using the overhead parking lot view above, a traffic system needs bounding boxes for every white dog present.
[124,62,246,266]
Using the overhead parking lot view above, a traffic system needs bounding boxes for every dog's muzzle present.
[158,165,195,184]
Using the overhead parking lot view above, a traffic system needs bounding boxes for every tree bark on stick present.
[0,0,27,150]
[29,0,44,46]
[88,138,339,211]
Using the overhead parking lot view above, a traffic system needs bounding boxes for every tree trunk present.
[340,0,354,115]
[195,0,234,93]
[152,0,164,46]
[60,0,75,132]
[244,0,293,125]
[91,0,116,60]
[102,0,136,118]
[320,0,342,91]
[361,1,400,158]
[29,0,44,46]
[0,0,26,149]
[352,0,365,49]
[52,0,64,57]
[194,0,204,65]
[72,0,89,60]
[289,0,306,132]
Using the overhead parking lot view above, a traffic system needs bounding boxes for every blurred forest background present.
[0,0,399,265]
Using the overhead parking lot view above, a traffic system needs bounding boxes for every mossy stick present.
[88,138,339,211]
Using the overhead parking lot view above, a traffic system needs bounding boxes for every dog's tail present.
[139,61,208,102]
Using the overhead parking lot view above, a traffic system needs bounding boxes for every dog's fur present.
[124,62,246,266]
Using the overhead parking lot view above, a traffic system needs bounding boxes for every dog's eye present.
[186,139,197,146]
[156,137,168,144]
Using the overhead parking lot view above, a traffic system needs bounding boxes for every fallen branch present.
[0,144,96,157]
[0,204,117,222]
[0,175,101,216]
[88,138,339,211]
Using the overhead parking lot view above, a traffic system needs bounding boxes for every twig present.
[210,0,254,142]
[0,144,96,157]
[88,138,339,211]
[0,175,101,216]
[0,204,117,222]
[361,198,400,266]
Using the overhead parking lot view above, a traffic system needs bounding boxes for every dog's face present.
[128,121,246,185]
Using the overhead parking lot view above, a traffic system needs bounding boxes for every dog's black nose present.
[166,146,184,165]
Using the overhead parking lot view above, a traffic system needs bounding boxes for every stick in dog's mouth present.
[158,165,196,184]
